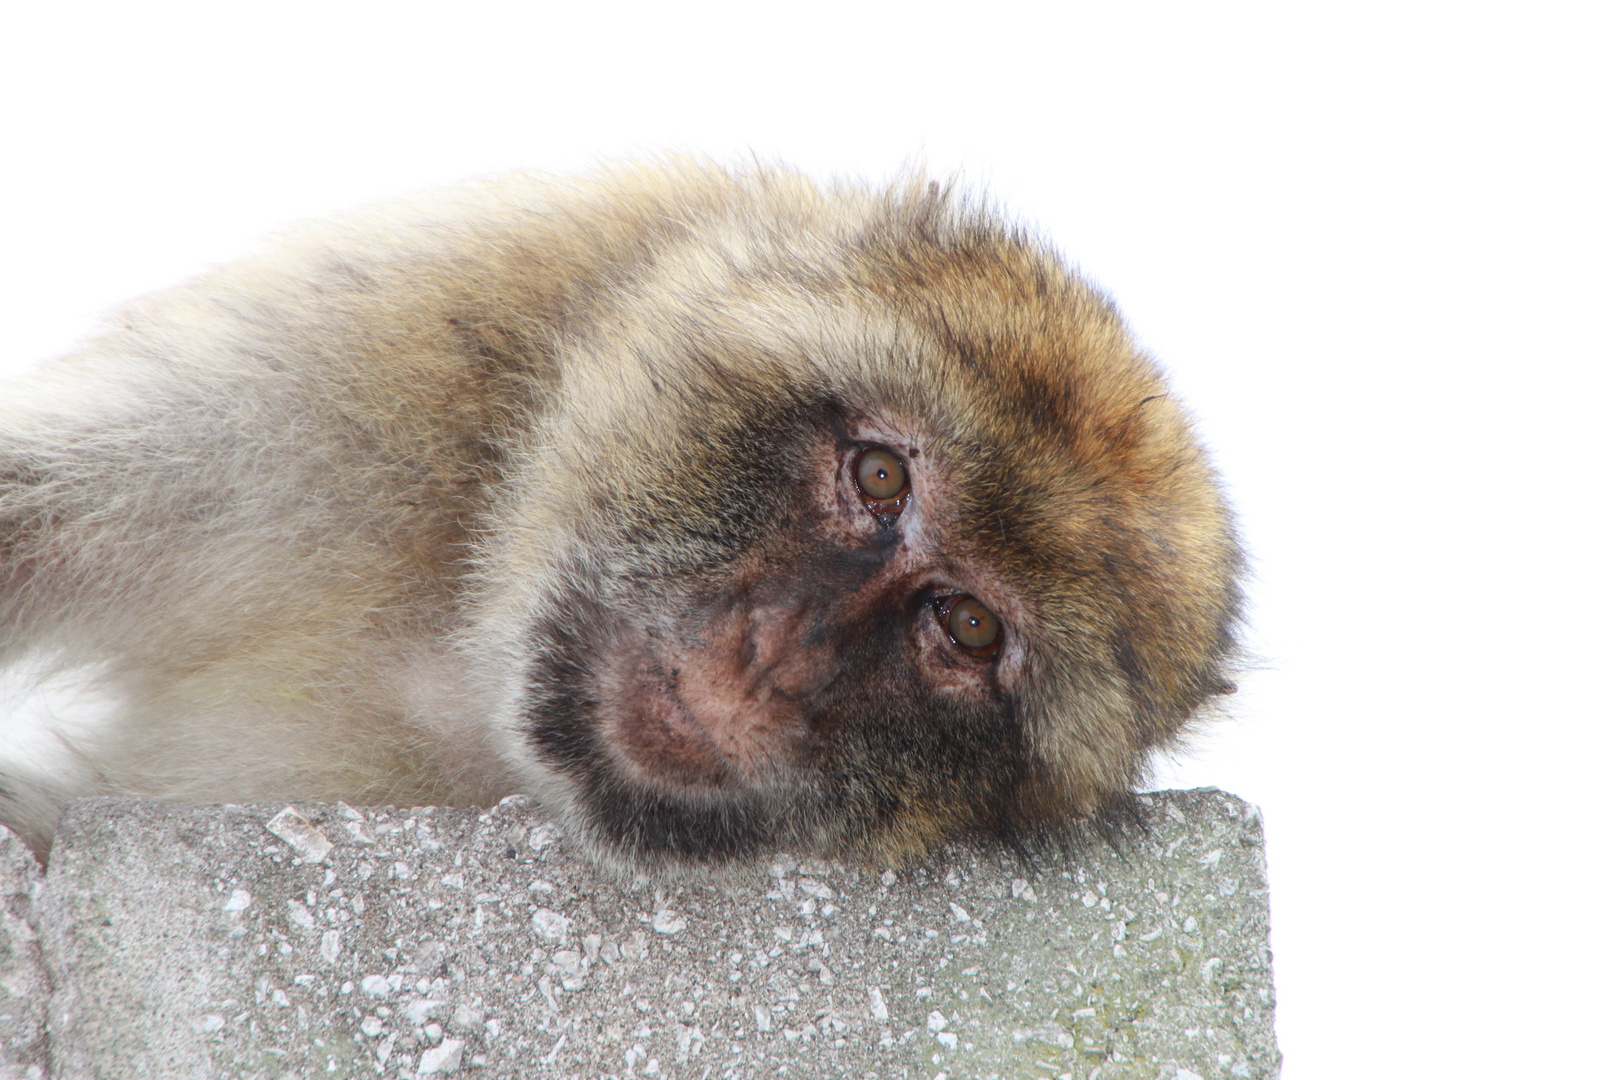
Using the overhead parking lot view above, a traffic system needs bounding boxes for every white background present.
[2,3,1615,1075]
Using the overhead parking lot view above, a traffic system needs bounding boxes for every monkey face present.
[513,257,1239,872]
[522,393,1051,867]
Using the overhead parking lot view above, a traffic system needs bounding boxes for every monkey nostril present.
[740,603,839,700]
[740,607,790,685]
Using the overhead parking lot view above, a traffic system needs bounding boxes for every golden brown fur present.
[0,161,1240,868]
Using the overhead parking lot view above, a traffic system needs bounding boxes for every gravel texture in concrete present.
[31,788,1278,1079]
[0,828,49,1080]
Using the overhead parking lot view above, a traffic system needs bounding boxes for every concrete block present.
[37,789,1278,1079]
[0,829,48,1080]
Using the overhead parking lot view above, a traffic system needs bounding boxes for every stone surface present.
[0,829,48,1080]
[36,789,1278,1079]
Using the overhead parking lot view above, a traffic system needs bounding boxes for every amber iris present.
[854,447,906,500]
[942,595,1001,657]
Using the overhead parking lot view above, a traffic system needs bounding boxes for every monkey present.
[0,160,1242,872]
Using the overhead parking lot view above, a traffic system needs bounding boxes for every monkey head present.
[489,182,1242,872]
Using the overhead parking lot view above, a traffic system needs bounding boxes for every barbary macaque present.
[0,161,1241,870]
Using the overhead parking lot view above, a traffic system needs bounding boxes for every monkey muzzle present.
[601,591,839,792]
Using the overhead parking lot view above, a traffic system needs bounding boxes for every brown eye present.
[854,447,907,500]
[942,595,1001,657]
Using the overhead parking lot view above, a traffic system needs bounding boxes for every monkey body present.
[0,163,1241,869]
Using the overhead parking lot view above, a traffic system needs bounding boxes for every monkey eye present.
[934,595,1002,659]
[853,446,910,523]
[855,446,906,499]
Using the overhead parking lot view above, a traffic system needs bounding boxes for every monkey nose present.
[741,603,833,700]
